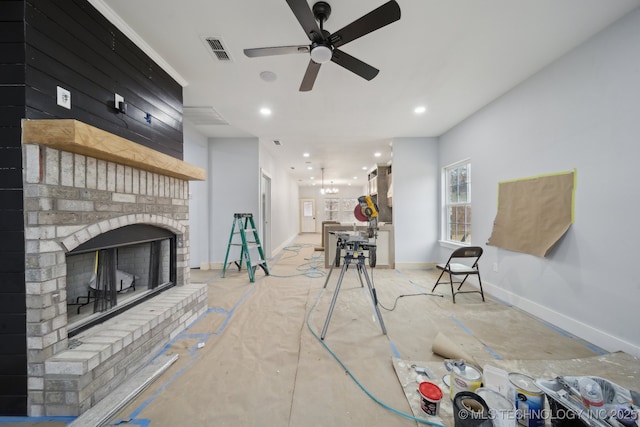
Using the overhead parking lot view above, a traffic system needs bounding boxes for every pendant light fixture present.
[320,168,339,195]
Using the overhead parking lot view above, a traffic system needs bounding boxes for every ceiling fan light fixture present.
[243,0,400,92]
[310,45,332,64]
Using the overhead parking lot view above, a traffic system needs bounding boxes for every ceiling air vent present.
[183,106,228,125]
[273,140,282,146]
[205,37,231,61]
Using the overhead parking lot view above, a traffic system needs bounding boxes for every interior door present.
[300,198,316,233]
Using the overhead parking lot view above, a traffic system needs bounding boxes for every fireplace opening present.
[66,224,177,336]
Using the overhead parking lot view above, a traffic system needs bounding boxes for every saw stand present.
[321,233,387,340]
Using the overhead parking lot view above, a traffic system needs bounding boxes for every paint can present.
[475,387,516,427]
[418,381,443,416]
[447,360,483,400]
[508,372,545,427]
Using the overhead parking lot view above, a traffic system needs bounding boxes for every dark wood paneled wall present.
[0,0,184,415]
[26,0,184,158]
[0,0,28,416]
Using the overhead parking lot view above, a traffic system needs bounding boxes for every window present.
[443,160,471,244]
[323,197,365,224]
[341,198,360,223]
[324,198,340,221]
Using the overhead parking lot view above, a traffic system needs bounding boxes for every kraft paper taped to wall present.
[487,170,575,257]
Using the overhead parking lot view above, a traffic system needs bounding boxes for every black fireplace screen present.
[67,225,176,335]
[94,249,117,313]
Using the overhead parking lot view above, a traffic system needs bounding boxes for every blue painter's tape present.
[179,333,212,340]
[541,320,607,354]
[585,343,607,355]
[450,315,502,360]
[109,418,151,426]
[108,417,150,426]
[127,358,197,420]
[483,345,502,360]
[539,320,574,338]
[395,269,431,293]
[215,286,255,335]
[388,341,401,359]
[121,285,256,423]
[450,316,474,336]
[210,306,230,315]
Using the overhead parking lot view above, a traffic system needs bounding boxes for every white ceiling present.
[93,0,639,187]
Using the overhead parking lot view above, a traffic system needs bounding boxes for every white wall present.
[184,133,300,267]
[393,137,440,264]
[208,137,260,263]
[183,122,209,268]
[259,143,300,254]
[438,8,640,356]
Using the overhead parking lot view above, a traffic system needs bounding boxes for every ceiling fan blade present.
[331,49,379,81]
[286,0,322,42]
[244,45,310,58]
[299,60,321,92]
[330,0,401,48]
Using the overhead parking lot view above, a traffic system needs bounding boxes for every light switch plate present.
[57,86,71,109]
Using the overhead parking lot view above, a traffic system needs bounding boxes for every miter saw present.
[355,195,379,238]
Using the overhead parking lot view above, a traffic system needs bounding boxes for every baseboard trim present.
[395,262,437,269]
[482,280,640,358]
[271,234,299,258]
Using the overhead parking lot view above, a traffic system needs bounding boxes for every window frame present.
[440,159,472,247]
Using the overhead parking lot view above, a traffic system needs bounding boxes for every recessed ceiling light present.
[303,152,310,157]
[362,166,367,170]
[414,105,427,114]
[310,176,315,180]
[353,176,358,180]
[260,107,272,116]
[307,166,313,170]
[259,71,277,82]
[374,152,381,157]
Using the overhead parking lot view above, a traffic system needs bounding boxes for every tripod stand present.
[321,233,387,340]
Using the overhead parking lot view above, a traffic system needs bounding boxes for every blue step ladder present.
[222,213,269,283]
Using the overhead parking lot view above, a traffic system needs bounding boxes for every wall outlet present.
[57,86,71,109]
[493,262,499,272]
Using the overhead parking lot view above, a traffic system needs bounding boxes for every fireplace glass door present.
[66,225,176,335]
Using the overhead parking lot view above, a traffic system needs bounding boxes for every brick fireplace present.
[21,119,207,416]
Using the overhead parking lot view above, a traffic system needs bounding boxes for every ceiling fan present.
[243,0,401,92]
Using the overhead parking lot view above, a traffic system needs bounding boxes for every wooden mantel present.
[22,119,205,181]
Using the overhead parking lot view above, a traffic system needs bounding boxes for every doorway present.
[261,171,272,258]
[300,198,316,233]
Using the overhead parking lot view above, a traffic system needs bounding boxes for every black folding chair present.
[431,246,485,303]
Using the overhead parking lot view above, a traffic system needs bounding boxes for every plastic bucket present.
[418,381,443,416]
[476,387,516,427]
[508,373,545,427]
